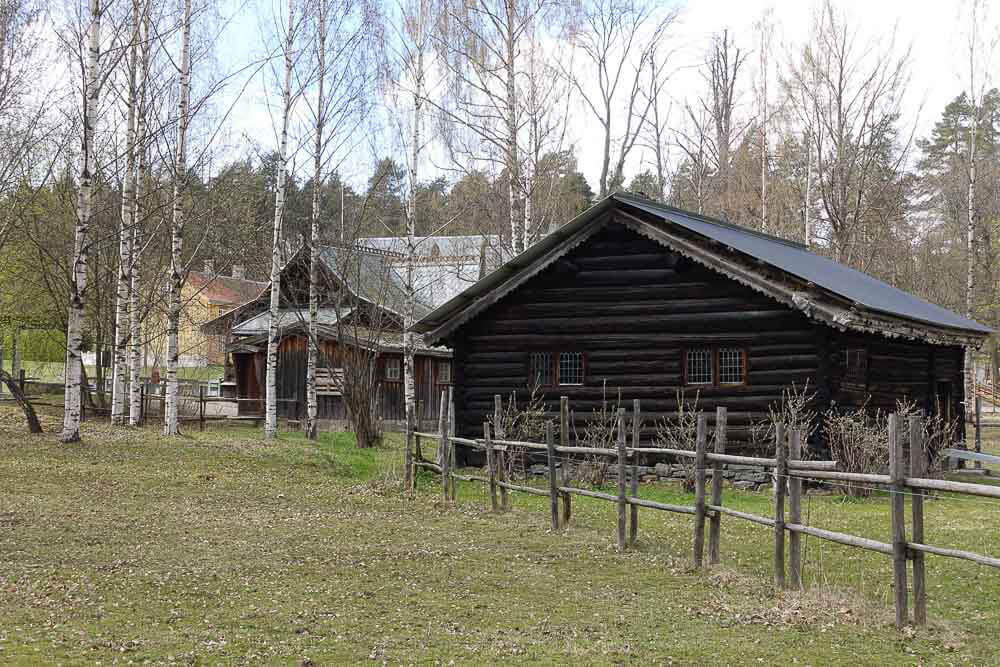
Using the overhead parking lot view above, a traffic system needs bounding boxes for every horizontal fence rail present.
[405,391,1000,630]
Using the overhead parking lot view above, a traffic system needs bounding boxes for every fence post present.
[438,390,450,503]
[199,385,205,432]
[975,395,983,470]
[546,421,559,530]
[493,393,510,509]
[494,394,504,439]
[560,396,571,526]
[617,407,627,553]
[773,423,787,589]
[485,421,498,512]
[448,388,456,501]
[709,406,727,565]
[18,368,25,392]
[415,401,424,461]
[889,413,909,629]
[909,415,927,626]
[140,383,145,425]
[630,398,640,546]
[693,413,707,568]
[788,429,802,589]
[404,403,414,494]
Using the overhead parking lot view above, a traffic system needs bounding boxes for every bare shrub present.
[489,381,548,479]
[570,382,624,487]
[824,398,960,496]
[654,389,700,491]
[822,400,886,497]
[746,381,818,455]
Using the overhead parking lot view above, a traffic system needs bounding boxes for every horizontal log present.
[414,431,440,439]
[703,453,838,471]
[449,435,481,447]
[414,461,442,473]
[560,486,618,502]
[497,480,549,496]
[708,504,775,527]
[555,445,620,456]
[452,473,490,483]
[628,496,700,515]
[493,438,548,451]
[788,470,890,484]
[905,477,1000,500]
[785,523,894,555]
[907,541,1000,569]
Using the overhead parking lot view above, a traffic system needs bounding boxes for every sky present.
[210,0,993,194]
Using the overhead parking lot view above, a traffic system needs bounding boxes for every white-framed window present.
[718,348,745,385]
[685,348,713,385]
[207,380,221,397]
[437,360,452,384]
[385,357,401,381]
[558,352,585,386]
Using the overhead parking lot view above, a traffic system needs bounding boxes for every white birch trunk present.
[165,0,192,436]
[62,0,101,443]
[402,0,426,426]
[504,0,521,255]
[966,104,977,421]
[112,0,140,426]
[759,28,768,233]
[306,0,326,440]
[129,2,150,426]
[266,0,296,439]
[10,326,20,383]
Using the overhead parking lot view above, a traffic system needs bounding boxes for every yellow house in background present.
[147,264,265,368]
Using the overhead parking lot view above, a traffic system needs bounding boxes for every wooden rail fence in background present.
[405,390,1000,629]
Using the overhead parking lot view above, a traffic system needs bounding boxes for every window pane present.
[530,352,552,386]
[686,348,713,384]
[438,361,451,384]
[719,347,745,384]
[386,358,401,380]
[558,352,584,385]
[844,348,867,388]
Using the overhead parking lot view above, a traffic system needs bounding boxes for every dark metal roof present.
[414,193,992,340]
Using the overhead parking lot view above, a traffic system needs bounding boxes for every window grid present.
[844,348,867,386]
[437,361,452,384]
[385,358,401,381]
[559,352,584,386]
[719,347,745,384]
[686,348,713,385]
[530,352,553,386]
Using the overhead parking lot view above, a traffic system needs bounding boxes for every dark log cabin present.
[413,193,991,455]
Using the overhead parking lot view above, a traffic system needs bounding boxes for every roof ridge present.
[612,192,807,250]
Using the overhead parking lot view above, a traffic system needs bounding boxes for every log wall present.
[450,224,819,450]
[447,222,967,453]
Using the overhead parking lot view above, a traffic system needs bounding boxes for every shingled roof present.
[413,193,992,347]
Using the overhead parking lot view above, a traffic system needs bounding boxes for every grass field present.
[2,405,1000,664]
[2,360,223,384]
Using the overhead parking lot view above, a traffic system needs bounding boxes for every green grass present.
[2,360,223,383]
[2,404,999,664]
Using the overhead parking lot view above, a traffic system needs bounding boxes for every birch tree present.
[164,0,192,436]
[61,0,101,443]
[303,0,372,439]
[111,0,140,426]
[305,0,327,440]
[128,0,151,426]
[266,0,299,439]
[568,0,676,198]
[435,0,550,255]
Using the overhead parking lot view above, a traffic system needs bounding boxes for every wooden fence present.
[405,390,1000,629]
